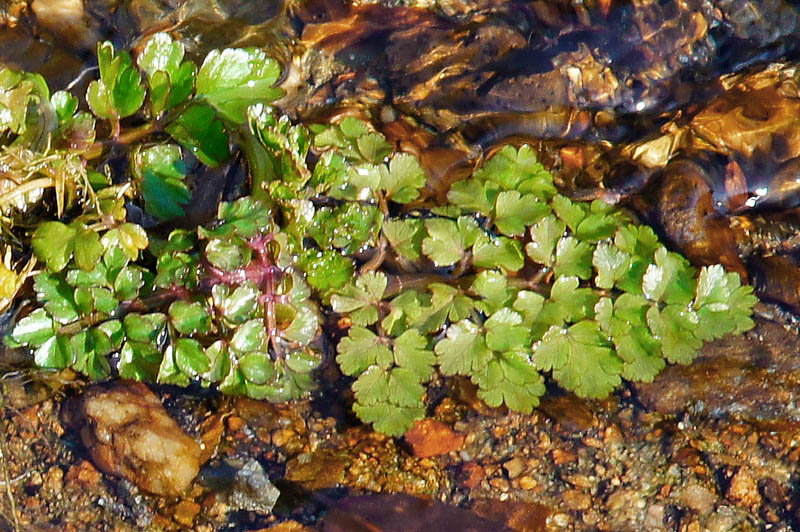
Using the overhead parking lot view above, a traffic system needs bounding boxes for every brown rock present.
[635,319,800,422]
[676,483,717,515]
[404,418,464,458]
[562,489,591,511]
[727,467,761,508]
[458,461,485,489]
[471,499,550,531]
[66,460,102,487]
[538,396,594,433]
[285,449,348,490]
[173,500,201,528]
[258,522,318,532]
[74,381,202,496]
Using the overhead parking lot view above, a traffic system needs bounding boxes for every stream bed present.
[4,1,800,531]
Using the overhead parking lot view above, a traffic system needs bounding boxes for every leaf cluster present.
[3,40,759,438]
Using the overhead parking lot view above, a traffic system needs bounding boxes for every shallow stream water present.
[5,1,800,531]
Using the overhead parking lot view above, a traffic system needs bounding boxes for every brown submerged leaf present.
[322,494,516,532]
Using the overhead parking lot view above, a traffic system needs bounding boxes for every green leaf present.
[380,153,426,204]
[337,326,392,375]
[435,319,491,375]
[534,320,622,398]
[494,191,550,236]
[596,295,664,382]
[642,247,697,305]
[309,203,380,254]
[470,270,514,315]
[512,290,545,326]
[476,145,556,198]
[213,282,259,324]
[32,222,76,272]
[646,304,701,364]
[694,265,758,339]
[551,194,586,232]
[331,272,387,326]
[113,266,145,300]
[73,229,104,272]
[553,236,593,280]
[422,216,479,267]
[196,48,283,124]
[166,104,230,167]
[526,215,565,268]
[239,352,275,385]
[352,402,424,437]
[34,334,73,369]
[575,210,622,242]
[230,319,266,354]
[382,291,426,336]
[169,301,211,335]
[413,283,474,333]
[485,308,530,352]
[393,329,435,380]
[134,144,190,221]
[351,364,389,405]
[137,33,184,79]
[472,235,525,272]
[123,313,167,343]
[472,350,544,412]
[199,197,272,239]
[119,340,162,381]
[593,242,631,290]
[33,273,79,324]
[383,218,425,261]
[387,367,426,407]
[51,90,78,122]
[448,179,493,215]
[11,308,54,347]
[298,250,354,291]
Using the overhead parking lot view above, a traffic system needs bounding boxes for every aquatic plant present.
[3,34,757,435]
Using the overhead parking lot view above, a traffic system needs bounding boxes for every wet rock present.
[71,381,202,496]
[172,500,201,528]
[676,483,717,516]
[31,0,99,50]
[323,494,516,532]
[404,418,464,457]
[538,396,595,433]
[470,499,550,532]
[634,319,800,421]
[204,458,281,514]
[727,467,761,508]
[285,449,349,490]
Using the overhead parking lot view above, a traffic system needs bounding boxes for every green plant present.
[3,35,758,436]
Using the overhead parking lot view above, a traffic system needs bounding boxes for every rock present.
[72,381,202,496]
[634,319,800,421]
[538,396,595,433]
[471,499,550,531]
[503,457,526,479]
[727,467,761,508]
[65,460,102,487]
[676,483,717,516]
[285,449,349,490]
[562,489,591,511]
[224,458,281,514]
[172,500,201,528]
[404,418,464,458]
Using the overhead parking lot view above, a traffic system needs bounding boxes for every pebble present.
[562,489,591,511]
[71,380,202,496]
[727,467,761,508]
[503,457,526,479]
[405,418,465,458]
[173,500,201,528]
[677,483,718,516]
